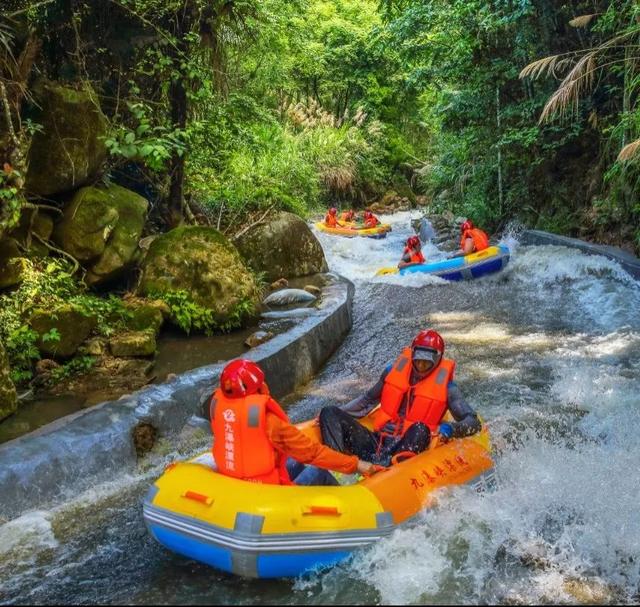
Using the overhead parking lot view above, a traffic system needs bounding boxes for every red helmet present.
[364,210,373,219]
[220,359,265,398]
[461,219,474,233]
[411,329,445,367]
[329,207,337,216]
[406,235,421,249]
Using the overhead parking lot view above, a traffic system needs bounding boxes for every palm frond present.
[539,52,597,122]
[569,14,596,28]
[618,139,640,162]
[519,54,561,80]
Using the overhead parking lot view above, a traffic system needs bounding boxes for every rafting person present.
[318,330,481,466]
[398,235,425,269]
[210,359,381,486]
[324,207,339,228]
[362,210,380,228]
[339,209,356,223]
[452,219,490,257]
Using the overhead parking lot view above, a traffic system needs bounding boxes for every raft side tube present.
[398,245,510,280]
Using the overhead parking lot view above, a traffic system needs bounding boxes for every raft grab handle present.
[181,490,214,506]
[302,505,342,516]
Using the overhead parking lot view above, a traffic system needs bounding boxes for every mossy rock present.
[54,184,148,286]
[236,212,328,282]
[9,209,55,259]
[0,238,28,289]
[125,302,164,333]
[0,339,18,422]
[25,81,108,197]
[138,226,259,327]
[30,304,96,359]
[109,330,156,357]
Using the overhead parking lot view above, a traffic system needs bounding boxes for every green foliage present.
[148,289,254,335]
[49,356,97,384]
[0,258,132,384]
[0,167,23,236]
[105,102,187,172]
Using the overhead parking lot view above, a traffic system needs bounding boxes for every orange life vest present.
[373,347,455,435]
[340,211,355,222]
[460,228,489,252]
[210,390,292,485]
[325,214,338,227]
[364,216,380,228]
[403,247,425,264]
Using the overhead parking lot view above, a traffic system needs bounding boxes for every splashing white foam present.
[0,511,58,556]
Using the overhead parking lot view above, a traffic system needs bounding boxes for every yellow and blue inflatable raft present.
[377,245,510,280]
[143,413,494,579]
[315,222,392,239]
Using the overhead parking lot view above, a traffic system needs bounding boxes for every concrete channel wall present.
[520,230,640,279]
[0,274,354,521]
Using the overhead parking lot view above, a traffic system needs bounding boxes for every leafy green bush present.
[148,289,255,336]
[0,258,131,383]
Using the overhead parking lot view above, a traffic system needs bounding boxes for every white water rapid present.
[1,211,639,605]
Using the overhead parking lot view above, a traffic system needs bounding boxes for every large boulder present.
[138,226,259,328]
[236,211,328,282]
[29,304,96,359]
[25,81,109,197]
[53,184,148,286]
[0,340,18,421]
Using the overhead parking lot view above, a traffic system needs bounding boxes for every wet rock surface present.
[269,277,289,290]
[244,330,274,348]
[262,288,316,306]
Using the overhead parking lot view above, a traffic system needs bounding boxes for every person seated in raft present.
[324,207,339,228]
[339,209,356,223]
[318,330,481,467]
[362,210,380,229]
[210,359,382,486]
[398,235,425,269]
[451,219,490,257]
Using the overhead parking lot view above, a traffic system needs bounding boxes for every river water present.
[1,211,639,605]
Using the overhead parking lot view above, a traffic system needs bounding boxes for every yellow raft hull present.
[143,413,494,578]
[314,222,392,238]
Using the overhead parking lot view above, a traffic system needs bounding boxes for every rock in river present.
[263,288,317,307]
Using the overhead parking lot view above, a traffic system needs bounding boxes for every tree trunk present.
[167,75,187,228]
[496,84,504,216]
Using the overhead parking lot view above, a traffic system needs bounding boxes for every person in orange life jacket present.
[210,359,381,486]
[340,209,356,223]
[324,207,338,228]
[318,330,481,467]
[398,235,425,269]
[451,219,490,257]
[363,210,380,228]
